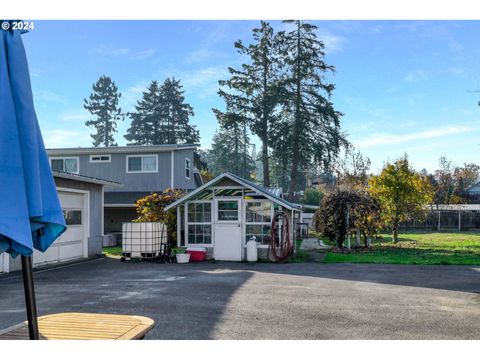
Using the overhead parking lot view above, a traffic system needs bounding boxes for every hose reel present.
[268,211,293,262]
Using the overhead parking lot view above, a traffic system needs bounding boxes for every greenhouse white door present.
[33,189,88,267]
[214,198,242,261]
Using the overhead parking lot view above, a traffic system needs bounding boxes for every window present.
[188,224,212,244]
[217,200,239,221]
[90,154,111,163]
[126,155,158,173]
[187,202,212,244]
[188,202,212,223]
[245,201,273,245]
[50,157,79,174]
[63,210,82,225]
[185,158,191,179]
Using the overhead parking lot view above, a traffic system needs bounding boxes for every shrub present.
[314,190,381,248]
[300,188,324,206]
[134,188,184,247]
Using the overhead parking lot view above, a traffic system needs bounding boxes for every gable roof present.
[47,144,199,156]
[53,170,122,187]
[467,180,480,193]
[164,172,300,211]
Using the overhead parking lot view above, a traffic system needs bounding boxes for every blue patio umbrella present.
[0,23,66,339]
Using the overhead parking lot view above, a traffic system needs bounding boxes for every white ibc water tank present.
[122,222,167,258]
[246,238,258,262]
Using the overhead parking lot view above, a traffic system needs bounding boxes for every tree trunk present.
[287,21,302,200]
[261,139,270,187]
[392,225,398,243]
[261,58,271,187]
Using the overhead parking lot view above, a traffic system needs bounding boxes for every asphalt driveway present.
[1,258,479,339]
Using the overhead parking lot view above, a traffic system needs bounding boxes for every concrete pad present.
[300,238,331,250]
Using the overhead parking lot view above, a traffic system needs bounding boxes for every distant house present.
[46,144,203,234]
[467,181,480,203]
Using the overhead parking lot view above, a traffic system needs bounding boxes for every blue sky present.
[23,20,480,173]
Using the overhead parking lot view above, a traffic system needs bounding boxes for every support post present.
[21,255,39,340]
[458,211,461,231]
[437,211,441,231]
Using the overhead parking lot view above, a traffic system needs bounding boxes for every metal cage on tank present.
[121,222,167,259]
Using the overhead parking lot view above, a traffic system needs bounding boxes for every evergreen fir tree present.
[125,78,200,145]
[277,20,345,198]
[159,77,199,144]
[209,109,255,178]
[83,75,122,147]
[124,81,162,145]
[217,21,281,187]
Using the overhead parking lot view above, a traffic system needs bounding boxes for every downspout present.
[170,150,175,189]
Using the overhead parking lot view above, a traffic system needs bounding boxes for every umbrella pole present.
[21,255,39,340]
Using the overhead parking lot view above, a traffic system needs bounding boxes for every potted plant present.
[172,247,190,263]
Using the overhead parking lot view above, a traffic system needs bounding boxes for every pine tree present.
[277,20,345,199]
[124,81,162,145]
[217,21,281,187]
[209,110,255,178]
[159,77,199,144]
[84,75,122,147]
[125,78,200,145]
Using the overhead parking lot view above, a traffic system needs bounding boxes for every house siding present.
[49,148,197,194]
[173,148,196,190]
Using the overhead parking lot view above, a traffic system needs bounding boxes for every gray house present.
[46,144,202,234]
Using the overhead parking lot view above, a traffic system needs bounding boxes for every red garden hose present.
[269,212,293,262]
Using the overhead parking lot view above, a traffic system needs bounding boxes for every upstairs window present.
[50,157,79,174]
[126,155,157,173]
[185,158,191,179]
[90,154,111,163]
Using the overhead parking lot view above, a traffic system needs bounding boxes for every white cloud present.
[358,125,472,149]
[318,31,346,54]
[60,112,90,122]
[91,45,156,61]
[120,81,150,110]
[404,70,428,83]
[42,129,91,148]
[176,66,228,98]
[129,48,156,61]
[33,90,68,105]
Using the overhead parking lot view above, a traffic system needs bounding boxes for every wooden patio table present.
[0,312,155,340]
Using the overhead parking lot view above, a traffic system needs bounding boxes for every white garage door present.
[33,190,88,267]
[0,253,7,273]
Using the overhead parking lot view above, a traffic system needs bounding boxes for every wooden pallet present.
[0,312,155,340]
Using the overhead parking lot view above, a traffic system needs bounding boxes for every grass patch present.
[323,231,480,266]
[103,246,123,257]
[291,249,310,263]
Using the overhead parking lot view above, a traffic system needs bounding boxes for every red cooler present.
[186,247,207,262]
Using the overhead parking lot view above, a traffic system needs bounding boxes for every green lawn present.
[324,232,480,265]
[103,246,123,257]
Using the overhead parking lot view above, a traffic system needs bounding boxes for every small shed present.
[165,172,302,261]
